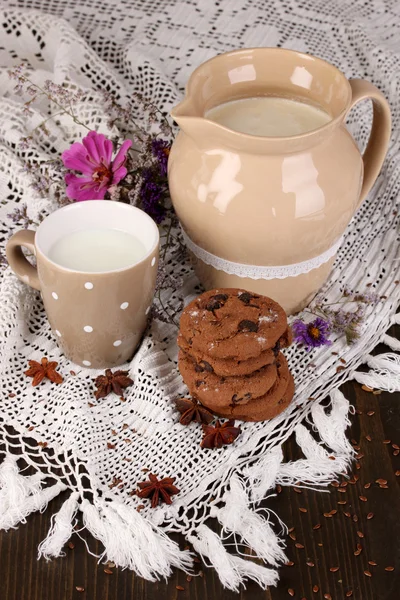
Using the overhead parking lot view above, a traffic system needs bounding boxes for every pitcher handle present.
[347,79,391,209]
[6,230,41,291]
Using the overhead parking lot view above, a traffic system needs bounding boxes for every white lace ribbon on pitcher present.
[180,227,343,279]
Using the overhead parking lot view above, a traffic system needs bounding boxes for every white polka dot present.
[82,360,91,367]
[55,330,61,337]
[120,302,129,310]
[52,292,58,300]
[151,257,156,267]
[145,305,151,315]
[83,325,93,333]
[85,282,93,290]
[113,340,122,347]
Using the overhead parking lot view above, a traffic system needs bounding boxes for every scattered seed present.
[383,440,391,444]
[393,450,399,456]
[344,512,351,518]
[367,411,375,416]
[104,568,113,575]
[356,453,365,460]
[106,562,115,568]
[331,481,340,488]
[289,532,296,541]
[186,575,192,582]
[357,531,364,538]
[368,561,378,566]
[365,435,372,442]
[373,390,382,395]
[338,500,347,505]
[354,549,361,556]
[346,591,353,597]
[70,370,76,376]
[393,444,400,450]
[359,496,368,502]
[307,561,315,567]
[353,445,361,451]
[340,481,348,487]
[328,456,336,461]
[362,384,374,392]
[332,351,339,355]
[353,515,359,522]
[286,561,295,566]
[277,484,282,493]
[364,482,371,489]
[313,523,321,530]
[330,567,339,572]
[141,467,150,473]
[324,512,333,518]
[75,587,85,593]
[318,543,323,547]
[380,483,389,488]
[288,589,295,597]
[27,426,35,432]
[293,487,302,494]
[8,393,16,398]
[329,509,338,515]
[299,507,308,513]
[68,542,75,549]
[176,585,185,591]
[355,463,361,470]
[338,488,347,493]
[357,544,362,551]
[313,585,319,593]
[336,366,345,373]
[396,470,400,476]
[367,512,374,520]
[288,527,295,533]
[376,478,387,485]
[107,442,116,449]
[340,357,347,364]
[324,595,332,600]
[295,543,305,549]
[385,566,395,572]
[364,570,372,577]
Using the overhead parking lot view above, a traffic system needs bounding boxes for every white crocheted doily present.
[0,0,399,590]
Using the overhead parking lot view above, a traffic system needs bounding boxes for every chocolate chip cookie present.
[197,353,294,421]
[177,331,279,376]
[178,349,278,408]
[180,289,288,360]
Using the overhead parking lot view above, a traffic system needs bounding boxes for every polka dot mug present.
[6,201,159,368]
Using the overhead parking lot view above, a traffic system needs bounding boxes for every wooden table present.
[1,328,399,600]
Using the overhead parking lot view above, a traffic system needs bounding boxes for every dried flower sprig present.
[293,287,381,349]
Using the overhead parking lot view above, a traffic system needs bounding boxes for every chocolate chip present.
[238,320,258,333]
[238,292,259,306]
[205,294,228,312]
[273,342,280,356]
[199,360,213,372]
[232,392,252,404]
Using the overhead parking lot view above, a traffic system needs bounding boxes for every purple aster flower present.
[151,138,171,177]
[292,317,332,351]
[61,131,132,201]
[140,168,166,223]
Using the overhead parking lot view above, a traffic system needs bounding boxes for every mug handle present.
[347,79,391,209]
[6,230,41,291]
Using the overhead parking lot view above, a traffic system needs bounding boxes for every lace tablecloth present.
[0,0,399,590]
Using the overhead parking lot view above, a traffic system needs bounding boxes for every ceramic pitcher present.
[168,48,391,314]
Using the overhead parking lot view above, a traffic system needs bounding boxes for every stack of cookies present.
[177,288,294,422]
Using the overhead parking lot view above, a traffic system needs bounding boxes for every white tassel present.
[353,352,400,392]
[210,474,287,567]
[38,491,80,559]
[244,446,283,502]
[382,334,400,351]
[0,481,66,530]
[82,499,192,581]
[392,313,400,325]
[277,424,350,488]
[188,524,278,591]
[0,455,65,531]
[311,389,353,455]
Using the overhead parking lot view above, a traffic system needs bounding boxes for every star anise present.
[24,357,63,386]
[136,473,180,508]
[201,419,241,449]
[94,369,133,400]
[175,397,214,425]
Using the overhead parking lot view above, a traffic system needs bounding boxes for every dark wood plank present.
[1,345,399,599]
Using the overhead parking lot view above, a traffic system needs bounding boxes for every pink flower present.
[61,131,132,201]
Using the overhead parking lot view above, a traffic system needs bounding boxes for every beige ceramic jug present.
[168,48,391,314]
